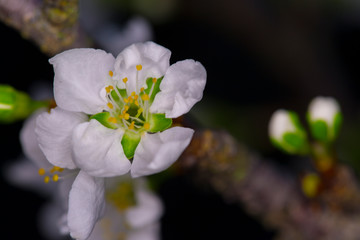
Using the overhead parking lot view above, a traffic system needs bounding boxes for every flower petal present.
[72,119,131,177]
[131,127,194,177]
[113,41,171,94]
[68,171,105,240]
[20,108,51,168]
[35,107,88,169]
[126,179,163,228]
[150,59,206,118]
[127,222,161,240]
[50,48,115,114]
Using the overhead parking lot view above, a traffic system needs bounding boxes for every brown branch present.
[0,0,90,55]
[179,129,360,240]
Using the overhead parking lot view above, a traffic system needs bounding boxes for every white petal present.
[127,222,161,240]
[68,171,105,240]
[72,119,131,177]
[20,108,51,168]
[131,127,194,178]
[126,179,163,228]
[50,48,115,114]
[35,107,88,169]
[150,59,206,118]
[113,41,171,94]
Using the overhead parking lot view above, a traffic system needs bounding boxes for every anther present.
[141,94,149,101]
[38,168,46,176]
[140,87,145,92]
[109,71,114,77]
[152,78,157,83]
[123,77,128,83]
[107,103,114,109]
[144,122,150,130]
[136,65,142,71]
[124,113,130,120]
[108,117,117,124]
[129,121,135,130]
[53,174,59,182]
[124,105,129,111]
[44,176,50,184]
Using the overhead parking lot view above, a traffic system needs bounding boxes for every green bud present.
[269,109,309,155]
[307,96,342,142]
[0,85,49,123]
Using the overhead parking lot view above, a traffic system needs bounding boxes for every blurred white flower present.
[36,41,206,178]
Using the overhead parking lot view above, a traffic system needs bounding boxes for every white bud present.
[269,109,308,154]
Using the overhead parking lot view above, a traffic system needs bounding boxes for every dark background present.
[1,0,360,239]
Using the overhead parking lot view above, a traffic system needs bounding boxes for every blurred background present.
[1,0,360,239]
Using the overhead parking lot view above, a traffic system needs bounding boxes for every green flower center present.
[90,65,172,159]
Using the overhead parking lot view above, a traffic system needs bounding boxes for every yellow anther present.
[105,85,114,93]
[53,174,59,182]
[141,94,150,101]
[144,122,150,130]
[108,117,117,124]
[140,87,145,92]
[152,78,157,83]
[136,65,142,71]
[134,100,139,106]
[134,95,139,100]
[124,105,130,111]
[124,113,130,120]
[131,92,136,96]
[107,102,114,109]
[129,121,135,130]
[124,98,129,103]
[128,96,133,103]
[44,176,50,184]
[38,168,46,176]
[109,71,114,77]
[122,77,128,83]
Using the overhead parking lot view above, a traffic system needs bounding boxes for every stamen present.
[134,100,139,106]
[135,108,143,118]
[124,113,130,120]
[123,77,128,83]
[44,176,50,184]
[144,122,150,130]
[136,65,142,71]
[53,174,59,182]
[124,105,130,111]
[107,102,114,109]
[38,168,46,176]
[108,117,117,124]
[109,71,114,77]
[141,94,149,101]
[129,121,135,130]
[152,78,157,83]
[140,87,145,92]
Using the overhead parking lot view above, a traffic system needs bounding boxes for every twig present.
[0,0,90,55]
[179,129,360,240]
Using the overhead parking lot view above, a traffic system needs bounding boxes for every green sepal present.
[333,112,342,139]
[283,132,307,152]
[142,76,163,103]
[148,113,172,133]
[121,130,141,159]
[90,112,117,129]
[310,120,328,142]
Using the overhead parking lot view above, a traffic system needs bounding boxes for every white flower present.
[35,41,206,178]
[307,96,342,142]
[88,177,163,240]
[269,109,309,154]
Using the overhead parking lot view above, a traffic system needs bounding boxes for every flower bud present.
[301,173,320,198]
[269,109,309,154]
[0,85,48,123]
[307,96,342,142]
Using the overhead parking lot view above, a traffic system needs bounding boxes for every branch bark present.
[0,0,90,55]
[179,129,360,240]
